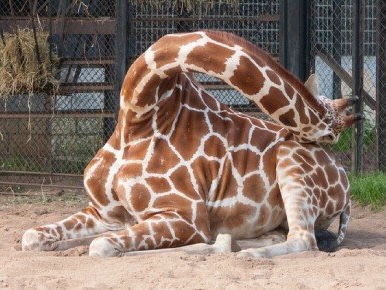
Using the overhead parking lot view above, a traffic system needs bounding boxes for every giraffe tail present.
[315,199,351,252]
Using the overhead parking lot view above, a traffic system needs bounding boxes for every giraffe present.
[22,31,359,257]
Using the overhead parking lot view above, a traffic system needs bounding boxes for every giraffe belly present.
[208,200,286,240]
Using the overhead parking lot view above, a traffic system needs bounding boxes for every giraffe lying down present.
[22,31,359,257]
[36,230,286,256]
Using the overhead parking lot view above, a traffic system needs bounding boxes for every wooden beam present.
[132,15,279,22]
[0,112,114,118]
[58,83,114,93]
[61,57,115,66]
[0,17,115,35]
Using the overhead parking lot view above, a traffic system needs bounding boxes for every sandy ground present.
[0,193,385,290]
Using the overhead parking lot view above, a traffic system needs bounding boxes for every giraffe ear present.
[304,74,319,97]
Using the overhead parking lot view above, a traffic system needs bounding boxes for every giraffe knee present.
[287,233,318,251]
[22,228,57,251]
[89,237,120,257]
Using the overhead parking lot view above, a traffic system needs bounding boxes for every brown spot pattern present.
[146,177,171,193]
[147,139,180,174]
[243,175,265,203]
[279,109,297,127]
[204,136,226,158]
[229,56,265,95]
[186,42,234,74]
[170,166,200,199]
[171,108,209,160]
[260,87,290,114]
[266,69,281,85]
[130,184,151,212]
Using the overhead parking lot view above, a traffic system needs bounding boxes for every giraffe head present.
[303,74,363,144]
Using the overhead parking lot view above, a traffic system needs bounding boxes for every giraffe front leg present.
[22,205,123,251]
[237,199,318,258]
[89,213,210,257]
[238,177,318,258]
[115,233,235,257]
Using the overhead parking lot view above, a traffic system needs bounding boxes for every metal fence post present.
[114,0,129,119]
[279,0,309,81]
[332,0,342,100]
[376,0,386,172]
[352,0,364,174]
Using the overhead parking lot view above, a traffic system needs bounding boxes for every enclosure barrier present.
[0,0,385,191]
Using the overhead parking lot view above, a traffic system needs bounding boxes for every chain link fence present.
[128,0,280,110]
[377,0,386,172]
[309,0,386,172]
[0,0,281,189]
[0,0,385,190]
[0,0,117,188]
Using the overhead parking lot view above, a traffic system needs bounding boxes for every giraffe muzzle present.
[332,96,359,112]
[343,113,365,128]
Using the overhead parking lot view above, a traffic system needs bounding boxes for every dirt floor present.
[0,191,385,290]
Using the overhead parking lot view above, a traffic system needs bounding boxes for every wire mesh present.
[309,0,380,172]
[377,0,386,171]
[0,0,116,188]
[128,0,280,110]
[1,0,385,190]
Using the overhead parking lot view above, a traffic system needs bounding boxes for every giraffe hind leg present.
[315,199,351,252]
[121,233,235,256]
[22,205,125,251]
[88,212,211,257]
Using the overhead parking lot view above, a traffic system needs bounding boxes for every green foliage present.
[349,172,386,209]
[332,122,376,152]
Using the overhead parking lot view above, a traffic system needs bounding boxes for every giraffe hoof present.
[22,229,41,251]
[89,237,121,257]
[22,229,56,251]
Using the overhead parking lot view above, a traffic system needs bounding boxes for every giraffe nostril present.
[326,134,334,141]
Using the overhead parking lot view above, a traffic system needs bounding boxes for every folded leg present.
[121,233,235,256]
[89,212,210,257]
[22,205,125,251]
[238,145,319,258]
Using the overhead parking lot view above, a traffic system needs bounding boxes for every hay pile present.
[0,29,59,98]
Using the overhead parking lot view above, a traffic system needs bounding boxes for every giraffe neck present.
[119,30,330,142]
